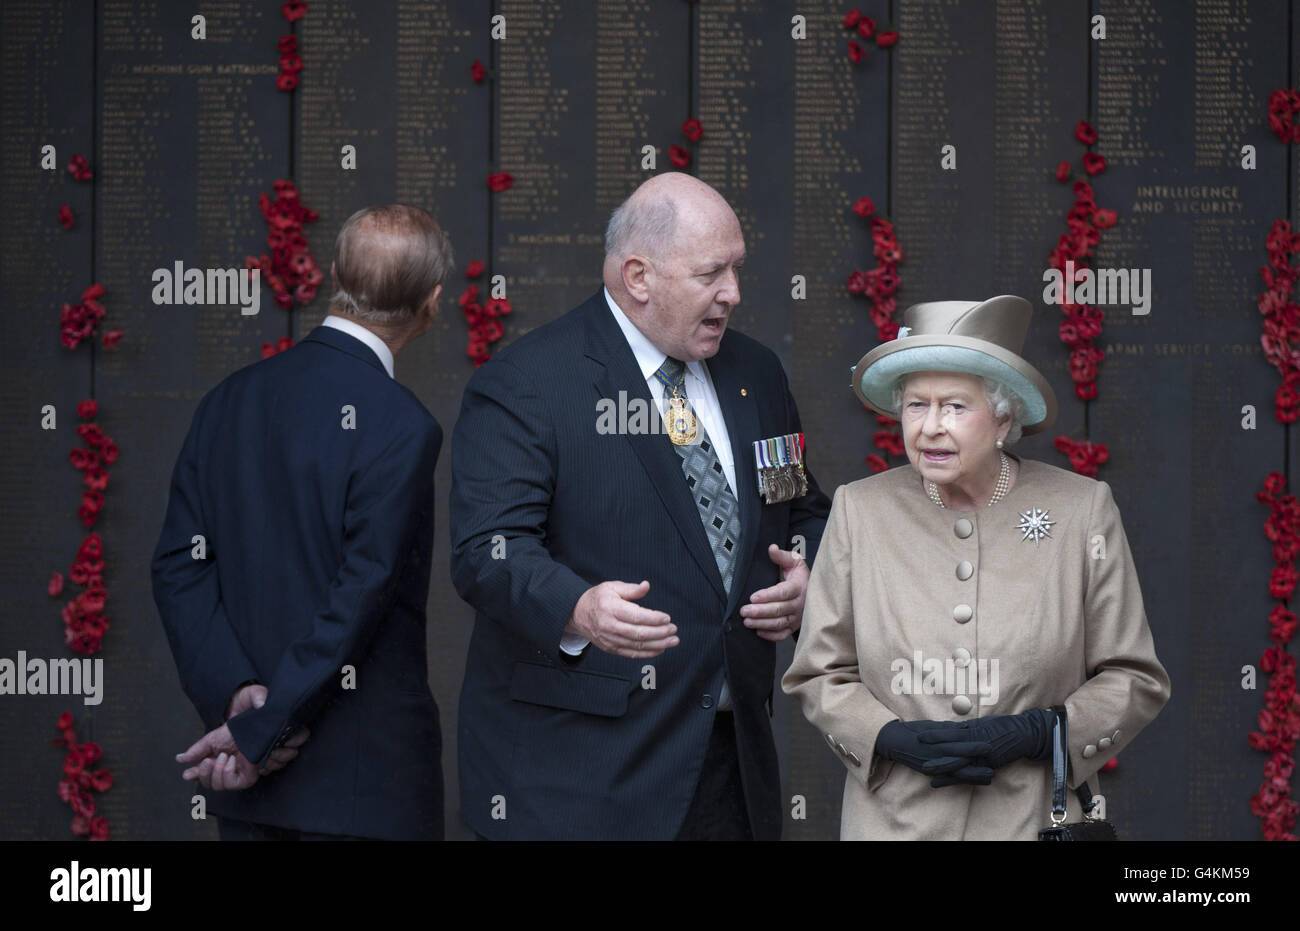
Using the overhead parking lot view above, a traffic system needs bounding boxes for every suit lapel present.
[583,296,727,603]
[708,344,761,618]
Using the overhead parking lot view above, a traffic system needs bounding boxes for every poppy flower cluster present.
[53,712,111,840]
[667,118,704,170]
[1257,219,1300,423]
[1269,89,1300,145]
[59,401,114,655]
[843,8,900,64]
[1050,122,1112,406]
[261,337,295,359]
[59,283,121,351]
[1250,474,1300,840]
[276,33,303,92]
[844,197,902,343]
[1051,436,1109,479]
[245,180,321,311]
[458,261,512,367]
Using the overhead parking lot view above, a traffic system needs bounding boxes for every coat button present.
[1082,744,1097,759]
[701,694,714,709]
[825,733,838,751]
[846,750,862,767]
[956,560,974,580]
[952,647,971,667]
[837,741,850,756]
[953,603,973,623]
[954,518,973,539]
[952,694,972,715]
[1098,737,1111,750]
[1112,729,1121,743]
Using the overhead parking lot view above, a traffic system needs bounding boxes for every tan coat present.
[782,454,1172,839]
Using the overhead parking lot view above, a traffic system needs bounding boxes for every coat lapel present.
[708,343,761,618]
[583,295,727,604]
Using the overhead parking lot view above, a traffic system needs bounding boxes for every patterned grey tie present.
[654,356,741,595]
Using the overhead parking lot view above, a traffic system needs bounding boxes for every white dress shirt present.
[322,314,395,378]
[561,290,740,713]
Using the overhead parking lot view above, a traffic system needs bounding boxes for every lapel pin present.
[741,388,748,397]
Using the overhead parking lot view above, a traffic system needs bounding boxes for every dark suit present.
[450,291,829,840]
[151,324,444,841]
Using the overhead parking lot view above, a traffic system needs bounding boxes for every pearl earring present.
[996,439,1004,449]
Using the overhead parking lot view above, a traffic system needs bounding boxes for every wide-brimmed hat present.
[851,295,1057,435]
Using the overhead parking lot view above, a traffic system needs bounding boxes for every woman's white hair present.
[891,373,1027,445]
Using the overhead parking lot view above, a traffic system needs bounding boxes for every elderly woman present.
[782,295,1171,840]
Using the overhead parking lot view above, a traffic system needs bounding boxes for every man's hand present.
[564,579,678,659]
[225,682,267,720]
[176,724,261,791]
[740,544,809,642]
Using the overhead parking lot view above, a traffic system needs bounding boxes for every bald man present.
[450,174,830,840]
[153,205,451,840]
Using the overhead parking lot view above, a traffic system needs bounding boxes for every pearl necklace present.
[927,451,1010,509]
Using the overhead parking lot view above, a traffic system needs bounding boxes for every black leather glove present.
[874,719,996,788]
[916,708,1056,781]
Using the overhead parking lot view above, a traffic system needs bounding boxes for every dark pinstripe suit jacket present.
[450,291,830,839]
[151,324,444,840]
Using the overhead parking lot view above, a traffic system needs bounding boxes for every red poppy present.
[459,285,480,308]
[852,196,874,217]
[57,711,74,731]
[846,270,868,295]
[1092,208,1117,229]
[276,72,299,91]
[100,329,123,349]
[465,260,485,279]
[1055,161,1070,183]
[70,814,91,837]
[1100,757,1119,773]
[281,1,308,22]
[1265,472,1287,495]
[59,204,75,230]
[48,572,64,597]
[487,172,514,192]
[1074,121,1097,145]
[842,9,862,28]
[1270,565,1298,599]
[89,817,109,841]
[1082,153,1107,176]
[865,454,889,473]
[277,34,297,53]
[682,118,704,142]
[463,304,484,326]
[847,40,867,63]
[1074,381,1098,401]
[90,769,113,792]
[875,30,899,48]
[485,298,513,317]
[878,320,900,341]
[77,399,98,419]
[857,17,876,39]
[470,59,487,84]
[873,430,904,456]
[67,154,93,181]
[668,145,691,168]
[876,414,899,427]
[279,53,303,74]
[101,441,119,465]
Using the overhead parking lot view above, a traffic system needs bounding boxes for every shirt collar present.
[603,287,705,384]
[321,314,395,378]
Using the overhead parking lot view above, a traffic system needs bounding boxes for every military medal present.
[754,433,808,503]
[664,384,698,446]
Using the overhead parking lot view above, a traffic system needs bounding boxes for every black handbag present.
[1037,704,1118,841]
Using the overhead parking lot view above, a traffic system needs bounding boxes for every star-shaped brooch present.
[1017,506,1055,543]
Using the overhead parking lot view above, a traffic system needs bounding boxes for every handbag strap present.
[1049,705,1097,822]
